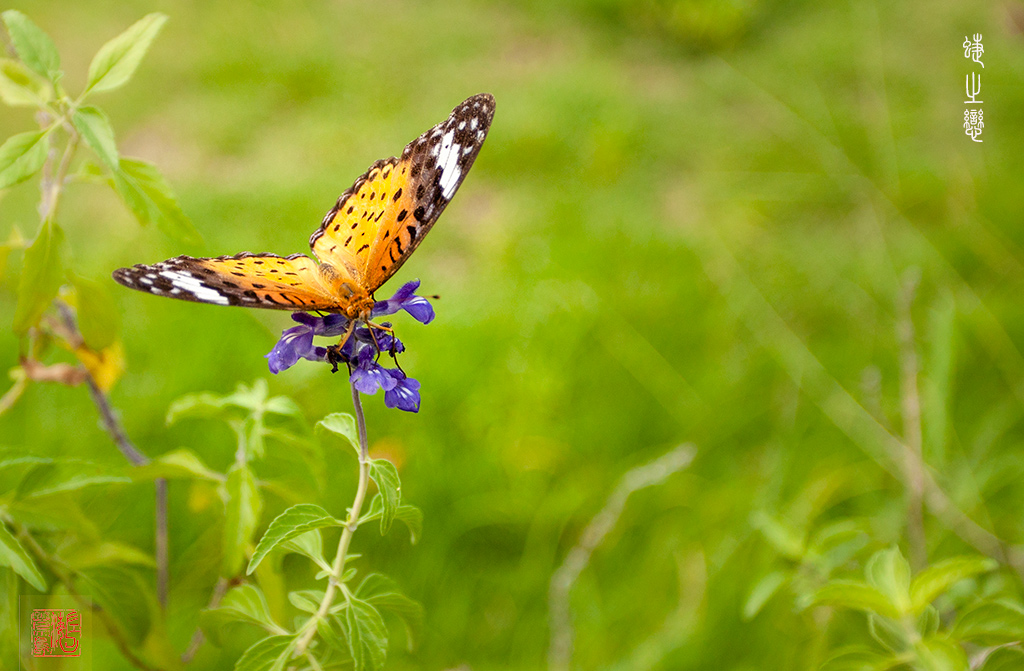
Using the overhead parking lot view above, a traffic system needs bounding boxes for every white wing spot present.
[158,270,229,305]
[139,277,153,285]
[436,130,463,199]
[470,117,479,130]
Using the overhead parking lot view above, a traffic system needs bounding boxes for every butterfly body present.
[114,94,495,317]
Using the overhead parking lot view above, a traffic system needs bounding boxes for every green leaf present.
[234,634,294,671]
[287,589,323,614]
[76,566,151,645]
[743,571,788,620]
[13,219,66,334]
[750,510,805,560]
[200,584,281,647]
[247,503,342,575]
[278,529,328,570]
[339,598,388,671]
[865,546,912,616]
[264,395,304,419]
[819,647,895,671]
[811,580,899,618]
[0,128,50,190]
[1,11,60,79]
[980,647,1024,671]
[359,496,422,544]
[112,157,201,245]
[60,540,155,569]
[84,13,166,95]
[356,573,423,649]
[166,391,231,424]
[16,459,128,498]
[130,448,222,482]
[868,613,910,653]
[917,604,940,638]
[316,413,359,454]
[69,273,119,350]
[910,555,997,613]
[71,106,118,169]
[221,463,262,576]
[954,600,1024,646]
[0,522,45,590]
[0,58,53,107]
[913,637,970,671]
[368,459,401,535]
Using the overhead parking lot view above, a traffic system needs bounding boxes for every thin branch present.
[294,381,373,658]
[898,270,927,569]
[548,444,697,671]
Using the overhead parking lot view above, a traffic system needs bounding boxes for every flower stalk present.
[295,378,372,656]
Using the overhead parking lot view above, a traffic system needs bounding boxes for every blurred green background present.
[3,0,1024,669]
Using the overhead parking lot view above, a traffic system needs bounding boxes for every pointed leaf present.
[221,463,262,576]
[13,219,66,333]
[356,573,423,649]
[913,637,970,671]
[743,571,788,620]
[910,555,997,612]
[71,106,118,169]
[113,157,201,244]
[287,589,323,614]
[868,613,910,653]
[0,128,50,190]
[247,503,342,575]
[278,529,328,570]
[980,647,1024,671]
[200,584,281,647]
[316,413,359,454]
[234,635,294,671]
[0,58,53,107]
[954,600,1024,646]
[1,11,60,79]
[0,522,46,590]
[339,598,388,671]
[359,496,422,544]
[130,448,222,482]
[368,458,400,535]
[84,13,166,95]
[811,580,899,618]
[866,546,912,615]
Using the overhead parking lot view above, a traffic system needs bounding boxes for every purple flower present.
[373,280,434,324]
[265,281,432,413]
[384,369,421,412]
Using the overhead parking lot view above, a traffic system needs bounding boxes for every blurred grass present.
[3,0,1024,669]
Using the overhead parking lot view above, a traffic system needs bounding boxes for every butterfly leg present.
[324,319,359,373]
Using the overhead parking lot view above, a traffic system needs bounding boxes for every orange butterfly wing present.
[112,253,341,310]
[310,93,495,293]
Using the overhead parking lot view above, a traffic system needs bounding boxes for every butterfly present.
[113,93,495,322]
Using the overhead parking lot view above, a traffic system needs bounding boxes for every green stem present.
[294,380,371,656]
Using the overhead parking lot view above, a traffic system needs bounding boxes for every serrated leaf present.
[221,463,262,576]
[954,600,1024,646]
[279,529,328,570]
[866,546,912,616]
[1,11,60,79]
[910,555,997,613]
[743,571,788,620]
[356,573,423,650]
[200,584,281,647]
[112,157,201,245]
[359,496,422,544]
[131,448,222,482]
[69,273,119,350]
[247,504,342,575]
[84,13,166,95]
[71,106,118,169]
[368,459,400,535]
[316,413,359,454]
[0,128,50,190]
[0,58,53,107]
[811,580,899,618]
[287,589,323,614]
[234,634,294,671]
[13,219,66,333]
[339,598,388,671]
[0,522,46,590]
